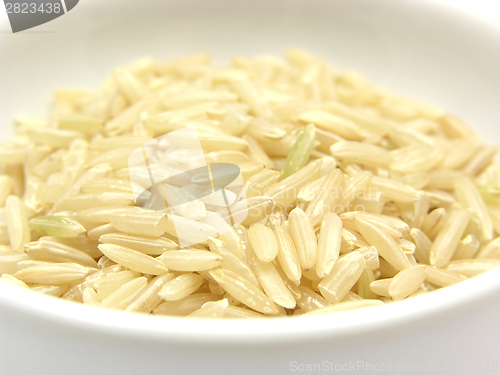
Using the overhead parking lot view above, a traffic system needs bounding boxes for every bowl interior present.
[1,0,500,140]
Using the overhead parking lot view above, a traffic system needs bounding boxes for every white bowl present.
[1,1,500,374]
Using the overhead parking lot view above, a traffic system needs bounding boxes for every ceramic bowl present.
[1,1,499,374]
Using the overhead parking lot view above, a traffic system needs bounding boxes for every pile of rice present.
[0,50,499,318]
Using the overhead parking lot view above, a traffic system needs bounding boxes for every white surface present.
[1,1,500,374]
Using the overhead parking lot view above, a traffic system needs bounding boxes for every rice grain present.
[318,251,366,304]
[209,268,280,315]
[316,212,342,278]
[274,224,302,284]
[247,223,279,262]
[5,196,30,252]
[124,273,175,314]
[158,250,222,272]
[187,299,229,318]
[15,262,95,284]
[158,273,204,301]
[355,216,411,271]
[388,265,426,300]
[251,257,296,309]
[429,209,471,267]
[288,207,318,271]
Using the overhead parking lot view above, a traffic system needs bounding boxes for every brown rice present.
[0,51,499,319]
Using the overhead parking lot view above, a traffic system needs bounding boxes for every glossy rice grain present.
[247,223,279,262]
[355,217,411,271]
[158,273,204,301]
[153,293,221,316]
[158,250,222,272]
[209,268,279,315]
[187,299,229,318]
[110,210,167,237]
[318,252,366,304]
[429,209,471,267]
[97,244,168,275]
[316,212,342,278]
[274,224,302,284]
[14,263,95,284]
[25,240,97,268]
[422,265,467,287]
[124,273,175,314]
[251,257,296,309]
[5,196,30,252]
[288,207,318,271]
[98,233,177,255]
[388,265,426,300]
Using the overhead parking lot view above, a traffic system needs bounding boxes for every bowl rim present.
[1,266,500,344]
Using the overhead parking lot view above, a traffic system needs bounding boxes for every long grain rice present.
[452,234,480,260]
[0,252,29,274]
[357,268,377,299]
[158,250,221,272]
[298,110,363,140]
[295,286,331,312]
[209,268,279,315]
[153,293,222,316]
[5,196,30,252]
[251,257,296,309]
[91,270,140,300]
[410,228,432,264]
[247,223,279,262]
[29,216,86,238]
[354,217,411,271]
[421,207,448,240]
[422,265,467,287]
[30,284,71,297]
[223,305,266,318]
[274,224,302,284]
[445,259,500,277]
[97,244,168,275]
[388,265,426,301]
[306,169,344,227]
[110,210,167,237]
[187,299,229,318]
[318,251,366,304]
[369,278,392,297]
[25,240,97,268]
[265,159,322,207]
[15,262,95,284]
[158,273,204,301]
[2,51,500,320]
[370,176,420,203]
[0,274,29,288]
[124,273,174,313]
[208,238,260,287]
[315,212,342,278]
[429,209,471,267]
[355,246,380,271]
[280,124,316,180]
[288,207,318,271]
[101,277,148,310]
[0,176,14,207]
[331,141,392,167]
